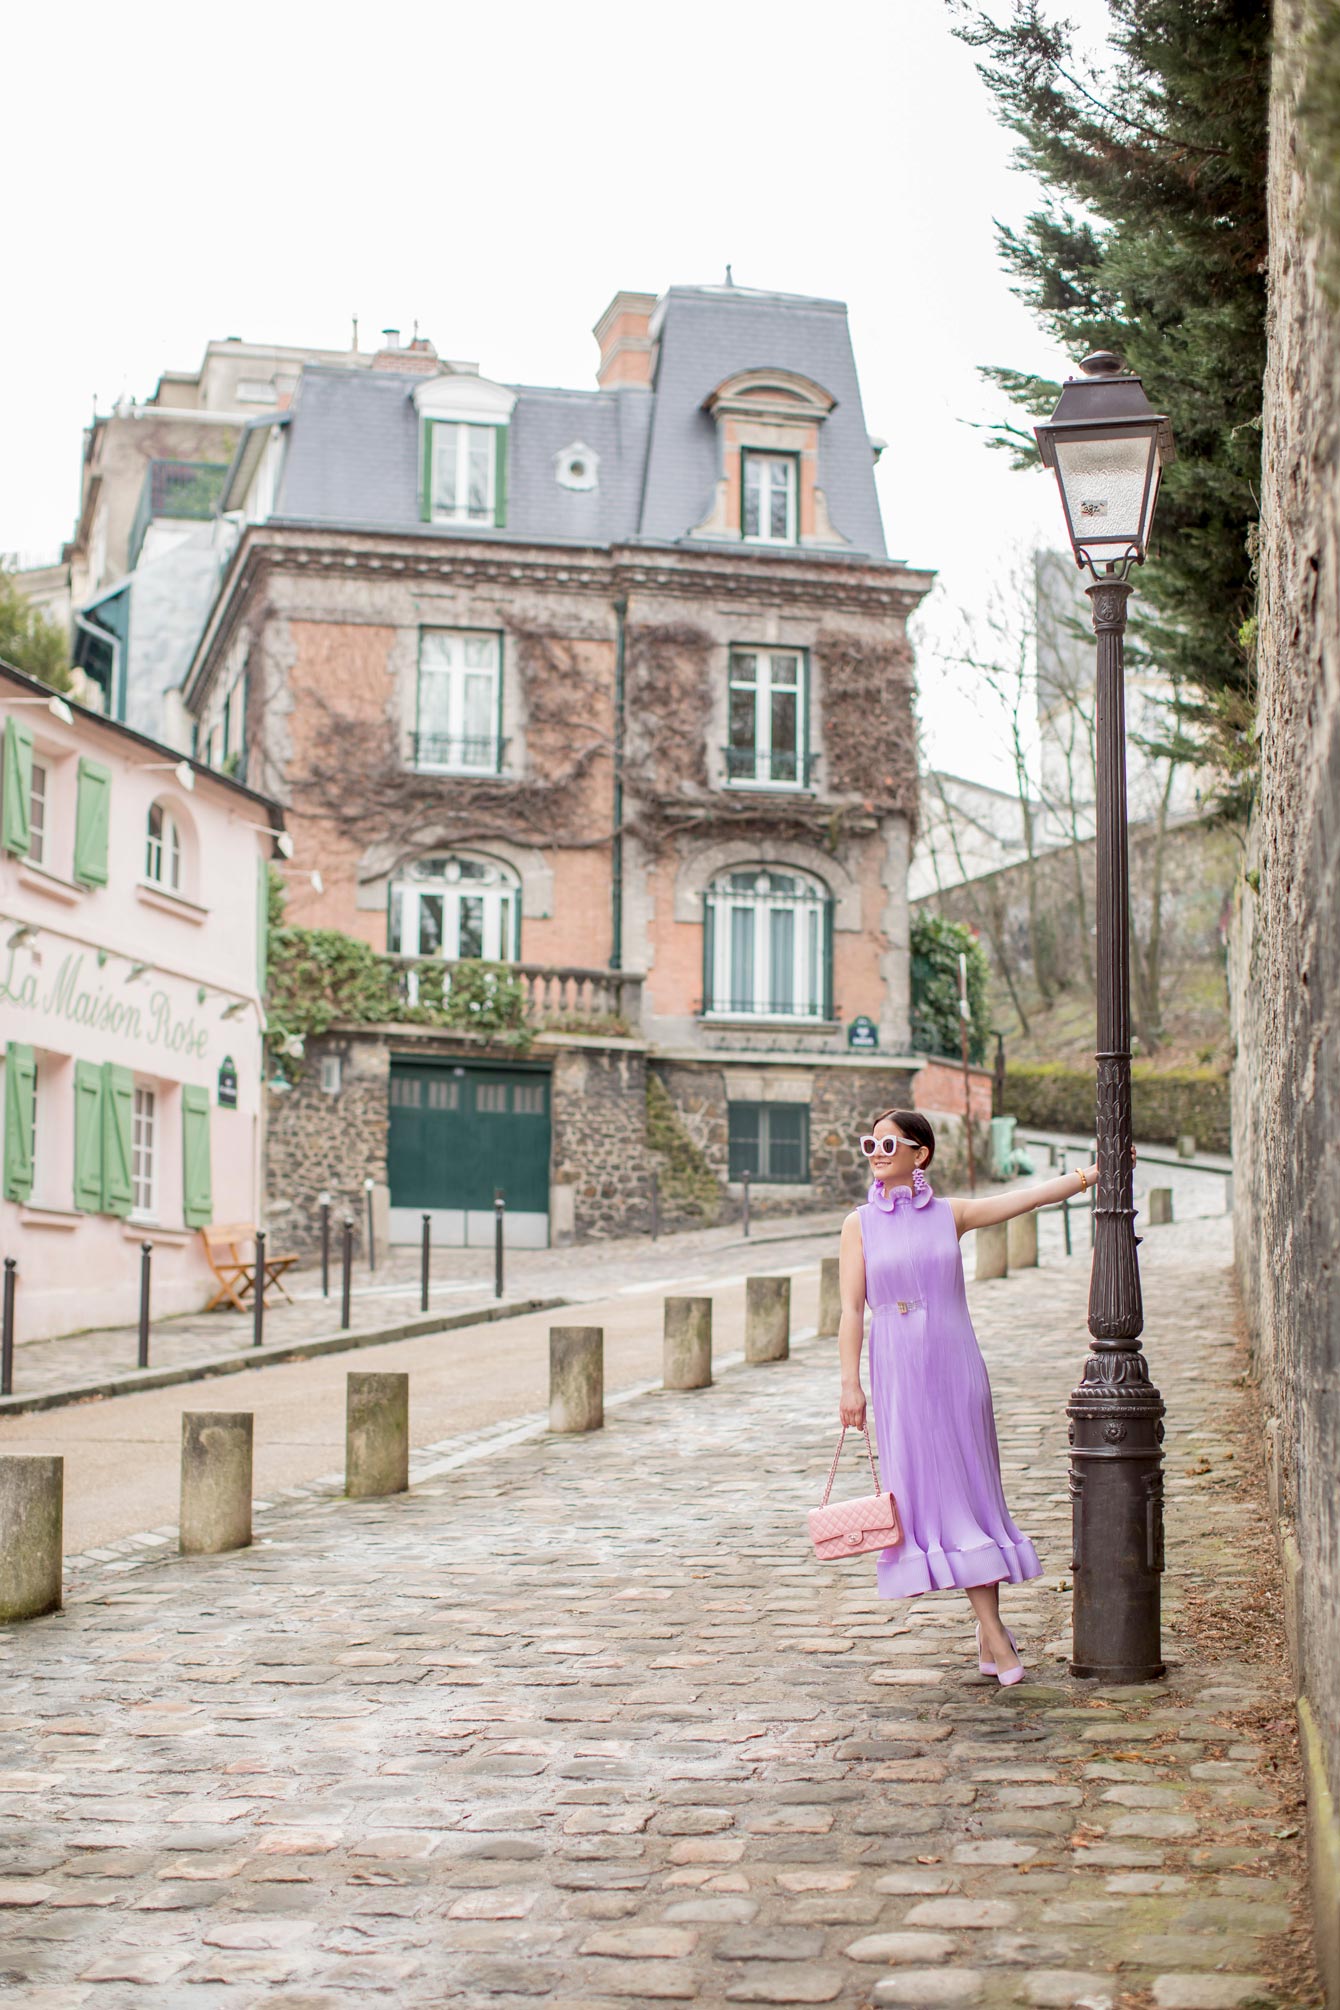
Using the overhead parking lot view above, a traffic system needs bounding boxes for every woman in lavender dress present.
[837,1108,1098,1684]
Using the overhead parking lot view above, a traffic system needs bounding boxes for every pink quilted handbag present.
[808,1424,903,1561]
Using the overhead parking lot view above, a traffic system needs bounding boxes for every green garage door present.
[387,1059,551,1247]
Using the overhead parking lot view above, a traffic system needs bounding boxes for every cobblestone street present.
[0,1212,1317,2009]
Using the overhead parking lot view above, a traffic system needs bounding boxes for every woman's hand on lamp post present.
[839,1381,867,1430]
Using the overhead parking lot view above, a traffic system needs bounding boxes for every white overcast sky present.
[2,0,1110,790]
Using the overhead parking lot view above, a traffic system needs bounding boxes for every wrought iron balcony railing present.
[722,745,820,787]
[409,733,508,774]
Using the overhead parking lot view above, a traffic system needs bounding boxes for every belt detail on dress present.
[876,1300,925,1316]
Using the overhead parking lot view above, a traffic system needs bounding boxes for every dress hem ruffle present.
[876,1532,1042,1601]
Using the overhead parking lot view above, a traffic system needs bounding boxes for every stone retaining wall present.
[1232,7,1340,1998]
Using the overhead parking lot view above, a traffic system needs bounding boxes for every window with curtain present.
[742,450,798,544]
[429,422,501,525]
[131,1084,156,1220]
[727,649,809,787]
[388,854,520,965]
[414,630,502,773]
[703,867,829,1019]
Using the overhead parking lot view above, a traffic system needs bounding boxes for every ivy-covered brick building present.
[183,284,944,1245]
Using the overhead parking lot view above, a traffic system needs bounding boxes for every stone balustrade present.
[387,956,642,1032]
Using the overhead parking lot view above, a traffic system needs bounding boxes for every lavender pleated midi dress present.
[860,1178,1042,1601]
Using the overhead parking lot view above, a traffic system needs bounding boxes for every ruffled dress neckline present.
[868,1167,934,1213]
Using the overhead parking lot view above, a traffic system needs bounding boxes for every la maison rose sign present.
[1,948,215,1060]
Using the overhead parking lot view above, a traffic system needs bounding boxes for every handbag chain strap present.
[820,1423,881,1506]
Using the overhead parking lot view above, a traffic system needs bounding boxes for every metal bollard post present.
[341,1217,353,1330]
[364,1178,377,1273]
[494,1192,505,1300]
[319,1193,331,1298]
[138,1242,153,1369]
[649,1166,660,1241]
[741,1169,751,1238]
[1,1257,15,1398]
[253,1231,266,1349]
[421,1213,431,1313]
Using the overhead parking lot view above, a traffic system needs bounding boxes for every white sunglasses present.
[859,1133,918,1158]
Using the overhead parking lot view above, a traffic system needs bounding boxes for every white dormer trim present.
[413,374,517,427]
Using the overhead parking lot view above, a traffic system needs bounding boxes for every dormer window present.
[742,451,798,544]
[690,368,847,550]
[556,441,599,491]
[414,373,517,531]
[430,425,499,525]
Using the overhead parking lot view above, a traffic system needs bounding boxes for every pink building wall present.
[1,670,282,1344]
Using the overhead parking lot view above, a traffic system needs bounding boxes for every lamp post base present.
[1070,1659,1166,1684]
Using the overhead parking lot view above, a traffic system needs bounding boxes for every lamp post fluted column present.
[1066,573,1165,1683]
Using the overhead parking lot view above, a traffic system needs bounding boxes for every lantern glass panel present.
[1053,427,1160,555]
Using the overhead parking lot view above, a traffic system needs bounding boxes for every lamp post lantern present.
[1035,351,1175,1684]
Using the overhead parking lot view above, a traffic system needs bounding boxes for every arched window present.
[388,854,521,964]
[145,802,182,891]
[703,867,831,1020]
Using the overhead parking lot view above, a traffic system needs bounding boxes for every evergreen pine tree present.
[954,0,1270,797]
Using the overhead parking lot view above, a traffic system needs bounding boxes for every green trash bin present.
[990,1115,1017,1181]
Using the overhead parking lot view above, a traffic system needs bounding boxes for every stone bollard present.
[745,1276,790,1364]
[818,1256,842,1338]
[0,1456,63,1623]
[663,1298,712,1391]
[550,1327,604,1432]
[975,1223,1009,1281]
[180,1413,253,1555]
[1007,1211,1039,1270]
[1177,1134,1196,1159]
[346,1372,410,1498]
[1147,1187,1174,1226]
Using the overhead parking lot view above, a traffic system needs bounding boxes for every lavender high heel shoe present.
[975,1625,1020,1679]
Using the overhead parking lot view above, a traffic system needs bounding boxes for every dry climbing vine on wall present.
[289,624,615,876]
[815,632,921,837]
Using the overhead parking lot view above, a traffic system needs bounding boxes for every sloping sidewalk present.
[0,1210,1319,2007]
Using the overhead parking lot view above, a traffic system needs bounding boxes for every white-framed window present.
[742,451,798,544]
[727,649,809,788]
[145,802,182,890]
[131,1084,156,1220]
[388,853,520,964]
[414,630,502,773]
[428,422,499,525]
[29,761,47,866]
[704,867,830,1020]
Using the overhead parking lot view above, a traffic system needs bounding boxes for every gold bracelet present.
[1076,1167,1088,1192]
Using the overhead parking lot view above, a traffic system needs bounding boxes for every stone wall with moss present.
[1231,5,1340,1994]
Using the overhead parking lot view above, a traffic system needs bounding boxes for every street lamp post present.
[1035,351,1176,1684]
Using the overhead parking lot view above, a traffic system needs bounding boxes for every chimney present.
[381,327,400,348]
[593,291,658,389]
[371,333,440,375]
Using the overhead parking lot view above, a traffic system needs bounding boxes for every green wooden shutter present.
[420,422,434,522]
[182,1085,213,1227]
[3,1042,36,1202]
[74,758,111,886]
[2,717,33,857]
[100,1062,134,1216]
[701,895,715,1015]
[257,856,270,992]
[73,1060,103,1211]
[494,426,508,528]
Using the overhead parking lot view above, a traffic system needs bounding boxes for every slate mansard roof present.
[255,285,890,562]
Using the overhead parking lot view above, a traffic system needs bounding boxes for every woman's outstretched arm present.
[838,1211,868,1428]
[950,1164,1098,1237]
